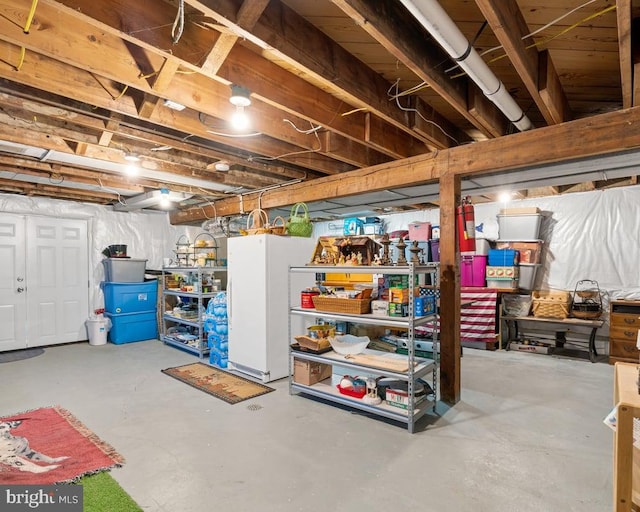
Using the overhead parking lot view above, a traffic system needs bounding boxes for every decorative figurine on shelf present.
[363,377,382,405]
[372,254,382,266]
[338,254,346,265]
[380,233,391,266]
[410,240,422,264]
[396,236,407,266]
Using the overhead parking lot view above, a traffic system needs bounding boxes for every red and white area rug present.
[0,406,124,484]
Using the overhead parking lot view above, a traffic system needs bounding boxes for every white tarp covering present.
[314,184,640,309]
[0,194,199,312]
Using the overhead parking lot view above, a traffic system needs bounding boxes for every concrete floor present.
[0,340,614,511]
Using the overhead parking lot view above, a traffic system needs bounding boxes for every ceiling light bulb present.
[125,163,139,176]
[124,153,140,162]
[214,161,230,172]
[230,106,250,131]
[499,191,512,203]
[159,188,171,208]
[229,85,251,107]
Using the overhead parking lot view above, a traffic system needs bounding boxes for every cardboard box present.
[388,302,408,317]
[385,388,427,410]
[389,287,410,304]
[371,300,389,316]
[293,358,332,386]
[499,207,540,215]
[509,341,551,354]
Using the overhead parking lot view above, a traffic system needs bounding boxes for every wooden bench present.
[502,315,605,362]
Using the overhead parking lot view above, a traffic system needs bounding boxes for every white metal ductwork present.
[113,189,194,211]
[400,0,533,132]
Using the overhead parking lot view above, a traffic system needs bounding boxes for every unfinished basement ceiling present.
[0,0,638,220]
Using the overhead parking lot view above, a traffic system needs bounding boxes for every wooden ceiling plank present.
[538,50,571,124]
[151,57,181,93]
[218,45,420,158]
[365,113,430,158]
[321,131,392,168]
[0,177,117,201]
[475,0,570,125]
[200,0,270,75]
[3,85,314,181]
[136,93,160,119]
[98,131,114,146]
[0,4,372,169]
[190,0,476,143]
[0,52,348,176]
[3,164,143,192]
[45,0,424,161]
[616,0,633,108]
[330,0,501,139]
[411,96,463,148]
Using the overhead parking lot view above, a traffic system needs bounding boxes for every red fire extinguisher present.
[456,196,476,254]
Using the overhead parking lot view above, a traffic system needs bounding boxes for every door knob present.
[17,277,24,282]
[16,287,24,293]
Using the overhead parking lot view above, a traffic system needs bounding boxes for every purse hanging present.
[286,202,313,237]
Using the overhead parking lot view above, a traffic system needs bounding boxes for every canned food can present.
[301,290,319,308]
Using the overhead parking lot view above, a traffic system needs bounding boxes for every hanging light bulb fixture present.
[125,163,139,176]
[229,84,251,131]
[159,188,171,208]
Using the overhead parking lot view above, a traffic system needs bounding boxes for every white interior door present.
[26,217,89,347]
[0,214,27,351]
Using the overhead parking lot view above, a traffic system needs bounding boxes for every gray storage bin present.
[102,258,147,282]
[497,214,542,240]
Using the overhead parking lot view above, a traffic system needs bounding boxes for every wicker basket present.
[270,216,287,235]
[532,290,572,319]
[312,296,372,314]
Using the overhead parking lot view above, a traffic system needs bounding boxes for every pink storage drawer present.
[461,255,487,287]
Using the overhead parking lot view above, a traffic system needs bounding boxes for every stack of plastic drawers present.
[102,258,158,344]
[494,208,543,290]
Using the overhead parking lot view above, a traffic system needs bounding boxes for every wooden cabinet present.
[612,362,640,511]
[610,300,640,364]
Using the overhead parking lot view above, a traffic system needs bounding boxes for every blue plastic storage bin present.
[102,280,157,314]
[488,249,519,266]
[105,311,158,344]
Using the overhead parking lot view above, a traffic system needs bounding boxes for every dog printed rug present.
[0,406,123,484]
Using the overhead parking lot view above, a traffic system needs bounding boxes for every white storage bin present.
[487,278,518,290]
[497,214,542,240]
[518,263,540,290]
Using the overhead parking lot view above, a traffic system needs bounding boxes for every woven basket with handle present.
[240,208,272,236]
[532,290,572,319]
[270,215,287,235]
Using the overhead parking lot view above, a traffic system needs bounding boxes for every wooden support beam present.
[476,0,571,125]
[438,172,461,404]
[200,0,270,75]
[171,105,640,223]
[617,0,633,108]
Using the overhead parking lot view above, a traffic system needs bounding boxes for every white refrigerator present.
[227,234,316,382]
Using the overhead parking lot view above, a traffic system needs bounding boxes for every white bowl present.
[328,334,370,355]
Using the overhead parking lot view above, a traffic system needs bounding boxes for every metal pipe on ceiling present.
[399,0,533,132]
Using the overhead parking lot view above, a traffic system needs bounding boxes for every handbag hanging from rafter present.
[286,202,313,237]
